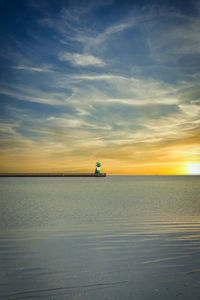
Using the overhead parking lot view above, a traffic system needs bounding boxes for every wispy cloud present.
[0,83,73,106]
[13,65,53,72]
[105,97,179,106]
[70,74,124,80]
[143,8,200,67]
[47,116,111,130]
[0,122,20,135]
[58,52,105,66]
[60,73,182,107]
[71,18,136,51]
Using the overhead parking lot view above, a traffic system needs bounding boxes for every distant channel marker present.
[0,173,107,177]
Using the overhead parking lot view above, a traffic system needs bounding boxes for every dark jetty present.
[0,173,107,177]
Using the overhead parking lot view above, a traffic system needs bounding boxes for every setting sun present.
[187,163,200,175]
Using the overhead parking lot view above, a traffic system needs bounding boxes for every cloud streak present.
[58,52,105,66]
[13,65,53,72]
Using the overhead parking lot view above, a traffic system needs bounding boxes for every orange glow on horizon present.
[0,159,196,175]
[0,142,199,175]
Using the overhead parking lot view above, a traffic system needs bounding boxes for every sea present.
[0,175,200,300]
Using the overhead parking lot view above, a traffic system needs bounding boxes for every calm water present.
[0,175,200,299]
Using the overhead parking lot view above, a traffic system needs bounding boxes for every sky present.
[0,0,200,174]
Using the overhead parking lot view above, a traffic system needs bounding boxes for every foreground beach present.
[0,176,200,299]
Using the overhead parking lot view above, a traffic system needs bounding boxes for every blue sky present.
[0,0,200,174]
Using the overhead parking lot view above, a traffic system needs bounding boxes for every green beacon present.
[95,162,101,174]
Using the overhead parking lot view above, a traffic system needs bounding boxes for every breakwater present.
[0,173,107,177]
